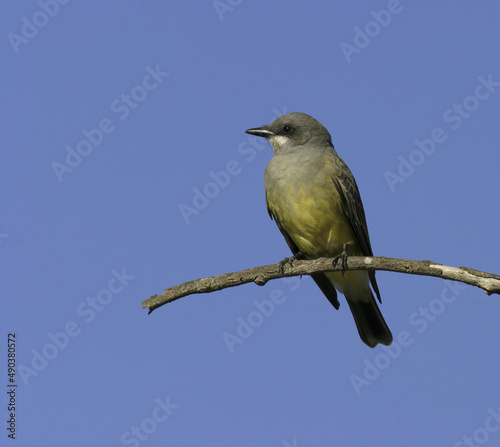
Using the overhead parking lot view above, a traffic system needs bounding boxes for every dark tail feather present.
[311,273,340,309]
[345,294,393,348]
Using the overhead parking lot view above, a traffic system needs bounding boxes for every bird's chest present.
[265,153,337,215]
[264,154,350,255]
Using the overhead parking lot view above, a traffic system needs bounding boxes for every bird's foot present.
[332,244,348,276]
[279,251,305,274]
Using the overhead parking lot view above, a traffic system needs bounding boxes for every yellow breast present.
[265,153,359,258]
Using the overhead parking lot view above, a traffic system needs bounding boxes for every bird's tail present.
[324,270,392,348]
[345,292,393,348]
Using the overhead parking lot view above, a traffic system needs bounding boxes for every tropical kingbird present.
[245,112,392,348]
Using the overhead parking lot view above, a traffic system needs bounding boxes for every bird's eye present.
[283,125,293,134]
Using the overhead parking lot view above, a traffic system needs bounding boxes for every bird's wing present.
[266,194,340,309]
[330,158,382,302]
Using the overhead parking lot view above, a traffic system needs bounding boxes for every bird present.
[245,112,392,348]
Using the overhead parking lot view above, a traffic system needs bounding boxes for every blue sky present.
[2,1,500,446]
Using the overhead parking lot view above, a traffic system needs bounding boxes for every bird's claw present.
[279,251,305,274]
[278,258,292,274]
[332,244,349,276]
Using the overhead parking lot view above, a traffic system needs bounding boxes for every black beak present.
[245,126,274,138]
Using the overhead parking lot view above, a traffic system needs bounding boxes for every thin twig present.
[142,256,500,313]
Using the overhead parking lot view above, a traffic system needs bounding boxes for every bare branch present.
[142,256,500,313]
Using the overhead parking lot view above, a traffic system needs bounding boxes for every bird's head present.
[245,112,333,154]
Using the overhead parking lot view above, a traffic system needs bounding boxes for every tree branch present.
[142,256,500,313]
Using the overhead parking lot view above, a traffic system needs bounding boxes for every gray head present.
[245,112,333,154]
